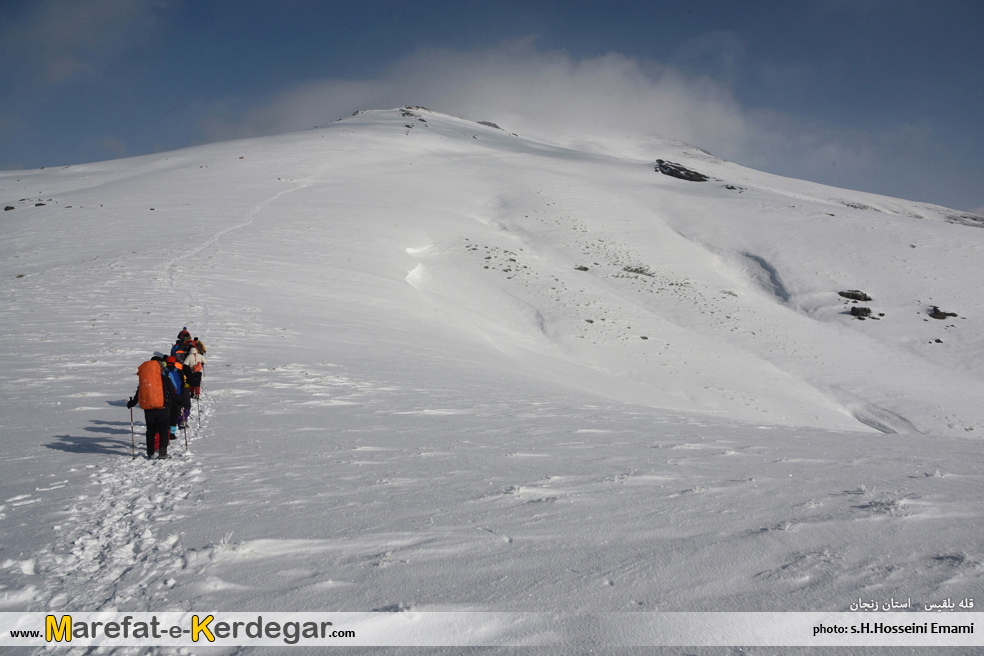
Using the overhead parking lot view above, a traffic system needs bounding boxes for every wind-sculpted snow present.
[2,108,984,651]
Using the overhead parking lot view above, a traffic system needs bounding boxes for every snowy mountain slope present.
[2,108,983,645]
[3,107,982,435]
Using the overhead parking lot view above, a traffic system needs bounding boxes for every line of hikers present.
[127,327,207,459]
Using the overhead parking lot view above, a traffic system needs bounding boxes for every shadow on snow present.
[44,419,142,455]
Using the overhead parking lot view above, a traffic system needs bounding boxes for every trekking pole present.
[184,424,189,451]
[130,407,135,459]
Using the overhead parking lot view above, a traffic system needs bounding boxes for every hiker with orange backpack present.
[127,355,179,459]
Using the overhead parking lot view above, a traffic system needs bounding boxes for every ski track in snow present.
[162,169,325,294]
[162,169,327,345]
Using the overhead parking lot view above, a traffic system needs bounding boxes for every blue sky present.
[1,0,982,212]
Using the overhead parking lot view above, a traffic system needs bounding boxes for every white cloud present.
[201,37,749,160]
[84,135,129,159]
[739,109,877,178]
[0,0,164,85]
[202,37,946,205]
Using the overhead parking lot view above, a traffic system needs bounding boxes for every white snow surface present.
[2,107,983,652]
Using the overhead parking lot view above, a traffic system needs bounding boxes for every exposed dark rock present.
[574,265,590,271]
[942,212,984,228]
[839,290,872,302]
[850,306,872,319]
[15,274,25,278]
[35,203,46,207]
[4,206,13,211]
[400,106,431,119]
[654,159,709,182]
[623,265,655,277]
[478,121,502,130]
[929,306,958,320]
[841,201,877,212]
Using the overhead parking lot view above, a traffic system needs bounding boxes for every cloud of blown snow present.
[200,37,957,206]
[199,37,750,159]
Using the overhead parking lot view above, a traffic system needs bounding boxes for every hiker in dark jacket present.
[164,356,191,435]
[127,356,179,459]
[170,339,188,360]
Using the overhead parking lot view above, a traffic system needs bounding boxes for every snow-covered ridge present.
[2,107,983,625]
